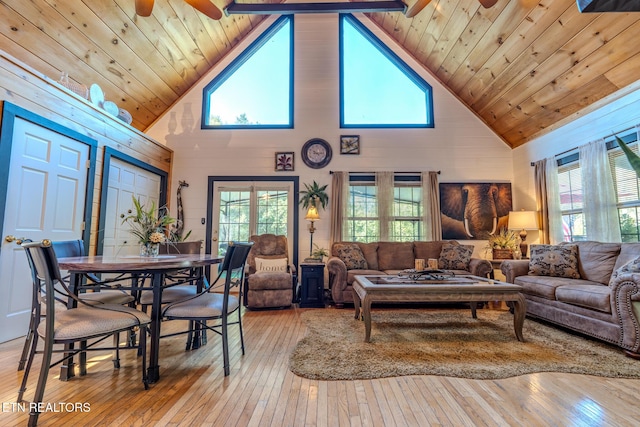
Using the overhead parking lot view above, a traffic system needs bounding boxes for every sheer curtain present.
[421,171,441,241]
[376,172,394,241]
[330,172,349,245]
[580,139,621,242]
[534,158,564,244]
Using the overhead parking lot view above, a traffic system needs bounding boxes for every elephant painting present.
[439,183,512,240]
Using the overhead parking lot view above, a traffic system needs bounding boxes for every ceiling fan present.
[136,0,499,20]
[223,0,500,19]
[135,0,223,20]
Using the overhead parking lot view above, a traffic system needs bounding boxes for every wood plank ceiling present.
[1,0,640,148]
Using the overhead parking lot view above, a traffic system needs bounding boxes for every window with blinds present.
[556,131,640,242]
[557,163,585,241]
[609,137,640,242]
[345,176,423,243]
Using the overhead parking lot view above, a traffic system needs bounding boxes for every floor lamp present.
[508,210,539,258]
[305,205,320,257]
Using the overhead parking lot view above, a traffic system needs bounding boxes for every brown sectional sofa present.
[501,241,640,357]
[327,240,493,308]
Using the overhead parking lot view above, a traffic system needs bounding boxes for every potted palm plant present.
[299,181,329,210]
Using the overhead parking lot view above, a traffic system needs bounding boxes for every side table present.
[299,262,325,308]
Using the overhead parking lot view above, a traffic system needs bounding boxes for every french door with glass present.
[211,182,294,257]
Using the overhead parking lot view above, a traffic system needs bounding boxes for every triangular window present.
[340,14,433,128]
[202,16,293,129]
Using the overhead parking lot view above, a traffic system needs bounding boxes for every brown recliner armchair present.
[244,234,296,309]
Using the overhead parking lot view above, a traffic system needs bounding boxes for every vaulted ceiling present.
[2,0,640,148]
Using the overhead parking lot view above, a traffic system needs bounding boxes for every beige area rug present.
[289,308,640,380]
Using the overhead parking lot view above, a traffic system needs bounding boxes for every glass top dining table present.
[58,254,223,383]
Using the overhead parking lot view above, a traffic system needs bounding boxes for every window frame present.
[201,15,294,130]
[339,13,434,129]
[556,131,640,242]
[345,174,424,243]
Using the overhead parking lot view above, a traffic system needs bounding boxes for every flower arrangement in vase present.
[122,196,175,257]
[485,227,519,260]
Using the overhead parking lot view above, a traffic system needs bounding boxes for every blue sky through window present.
[203,17,292,127]
[341,14,433,127]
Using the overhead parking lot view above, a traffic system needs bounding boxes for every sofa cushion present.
[378,242,414,270]
[334,243,368,270]
[529,244,580,279]
[613,243,640,272]
[565,241,620,285]
[438,241,473,271]
[356,242,379,271]
[247,271,292,290]
[346,269,386,284]
[514,275,597,300]
[514,275,570,300]
[413,241,443,262]
[611,255,640,280]
[555,284,611,313]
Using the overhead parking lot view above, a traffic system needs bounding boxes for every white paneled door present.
[0,118,90,343]
[101,158,161,257]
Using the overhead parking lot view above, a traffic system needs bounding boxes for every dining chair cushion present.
[38,305,151,341]
[138,285,198,305]
[163,293,239,320]
[80,290,135,305]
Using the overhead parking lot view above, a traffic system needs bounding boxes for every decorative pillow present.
[255,257,288,273]
[334,243,368,270]
[611,256,640,280]
[528,244,580,279]
[438,241,473,270]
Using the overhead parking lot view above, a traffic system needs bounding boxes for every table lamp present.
[305,205,320,256]
[508,210,538,258]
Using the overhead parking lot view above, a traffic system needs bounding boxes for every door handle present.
[212,237,218,242]
[4,235,26,244]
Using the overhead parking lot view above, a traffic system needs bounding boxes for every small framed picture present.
[275,152,294,171]
[340,135,360,154]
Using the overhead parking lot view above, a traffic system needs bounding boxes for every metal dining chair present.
[17,239,135,373]
[138,241,204,313]
[18,240,151,427]
[161,241,253,376]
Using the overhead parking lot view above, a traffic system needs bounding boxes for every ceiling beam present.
[224,1,407,16]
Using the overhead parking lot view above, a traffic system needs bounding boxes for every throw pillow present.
[611,255,640,280]
[255,257,288,273]
[334,243,368,270]
[438,241,473,270]
[528,244,580,279]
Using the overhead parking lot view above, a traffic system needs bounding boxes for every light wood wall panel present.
[0,51,173,253]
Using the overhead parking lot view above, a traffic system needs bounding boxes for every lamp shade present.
[508,210,538,230]
[305,206,320,221]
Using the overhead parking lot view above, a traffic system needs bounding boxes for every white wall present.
[146,14,511,259]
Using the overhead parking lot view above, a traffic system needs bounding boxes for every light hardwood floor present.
[1,306,639,426]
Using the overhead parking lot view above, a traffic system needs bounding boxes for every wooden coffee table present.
[352,274,526,343]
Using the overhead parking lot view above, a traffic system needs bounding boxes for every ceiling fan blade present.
[184,0,223,20]
[478,0,499,7]
[404,0,433,18]
[135,0,154,17]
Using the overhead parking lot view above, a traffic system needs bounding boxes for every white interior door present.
[101,158,161,257]
[0,117,90,343]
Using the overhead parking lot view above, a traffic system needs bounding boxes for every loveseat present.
[501,241,640,357]
[327,240,493,308]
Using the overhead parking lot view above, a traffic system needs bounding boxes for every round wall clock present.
[301,138,332,169]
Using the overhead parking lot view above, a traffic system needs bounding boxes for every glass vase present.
[140,242,159,257]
